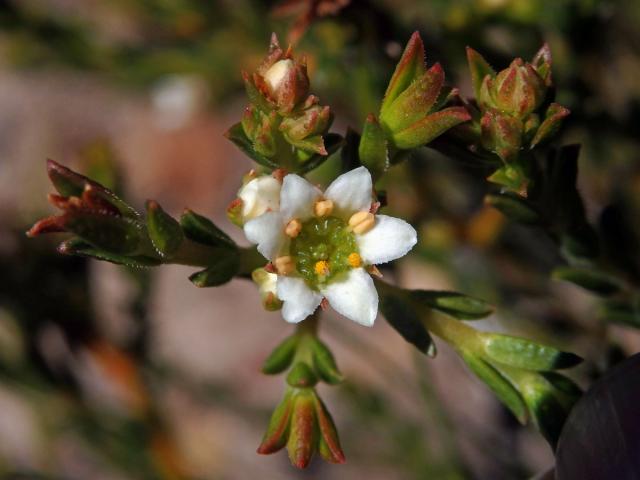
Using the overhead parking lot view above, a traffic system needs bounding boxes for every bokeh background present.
[1,0,640,478]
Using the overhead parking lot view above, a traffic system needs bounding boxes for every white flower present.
[244,166,417,327]
[238,175,281,222]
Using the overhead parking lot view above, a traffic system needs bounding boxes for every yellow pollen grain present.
[348,252,362,268]
[314,260,330,276]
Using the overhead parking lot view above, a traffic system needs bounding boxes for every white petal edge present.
[279,174,321,221]
[324,166,373,218]
[277,276,323,323]
[243,211,287,260]
[321,268,378,327]
[356,214,417,265]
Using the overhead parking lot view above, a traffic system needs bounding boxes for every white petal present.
[356,214,417,265]
[324,166,373,218]
[277,276,323,323]
[321,268,378,327]
[238,176,281,221]
[244,211,287,260]
[280,174,322,221]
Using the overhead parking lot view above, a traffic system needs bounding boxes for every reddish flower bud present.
[287,391,318,469]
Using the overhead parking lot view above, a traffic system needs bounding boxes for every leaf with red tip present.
[391,106,471,149]
[381,31,426,116]
[358,114,388,181]
[530,103,570,148]
[532,43,553,86]
[466,47,496,100]
[287,393,317,468]
[257,391,294,455]
[381,63,445,133]
[313,395,345,464]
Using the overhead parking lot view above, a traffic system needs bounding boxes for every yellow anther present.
[274,256,295,275]
[347,252,362,268]
[314,260,330,276]
[348,211,375,234]
[314,199,334,217]
[285,218,302,238]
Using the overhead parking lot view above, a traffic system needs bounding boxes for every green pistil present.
[290,216,358,288]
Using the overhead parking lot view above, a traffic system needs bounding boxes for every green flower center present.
[290,216,359,289]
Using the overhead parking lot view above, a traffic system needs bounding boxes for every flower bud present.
[280,105,332,143]
[252,267,283,312]
[493,58,546,117]
[237,175,281,222]
[480,109,523,162]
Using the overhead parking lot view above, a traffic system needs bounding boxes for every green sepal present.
[480,333,582,371]
[310,338,344,385]
[287,390,317,469]
[58,238,161,267]
[188,253,240,287]
[296,133,343,174]
[381,63,444,133]
[466,47,496,101]
[391,107,471,150]
[487,160,529,195]
[286,362,318,388]
[262,335,300,375]
[380,31,426,117]
[225,122,280,170]
[179,209,235,249]
[530,103,570,148]
[379,289,435,356]
[257,390,294,455]
[410,290,494,320]
[358,114,388,181]
[552,266,623,296]
[460,350,528,424]
[485,192,540,224]
[146,200,184,258]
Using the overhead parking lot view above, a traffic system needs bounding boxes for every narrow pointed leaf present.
[262,335,299,374]
[481,333,582,371]
[188,254,239,287]
[58,239,161,267]
[310,338,343,385]
[180,210,235,248]
[466,47,496,100]
[391,107,471,149]
[379,290,434,355]
[146,200,184,258]
[410,290,494,320]
[485,192,540,224]
[552,266,623,296]
[358,114,388,181]
[225,122,280,169]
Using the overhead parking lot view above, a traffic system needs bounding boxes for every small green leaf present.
[225,122,280,170]
[286,362,318,388]
[65,212,143,255]
[58,239,161,267]
[188,254,240,287]
[481,333,582,371]
[410,290,494,320]
[262,335,299,375]
[552,266,623,296]
[146,200,184,258]
[487,161,528,195]
[310,338,344,385]
[358,114,388,181]
[379,290,435,355]
[460,350,528,423]
[391,107,471,150]
[485,192,540,224]
[180,210,235,248]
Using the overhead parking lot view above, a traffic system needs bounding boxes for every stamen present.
[314,199,334,217]
[314,260,330,276]
[348,211,375,234]
[285,218,302,238]
[347,252,362,268]
[274,256,295,275]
